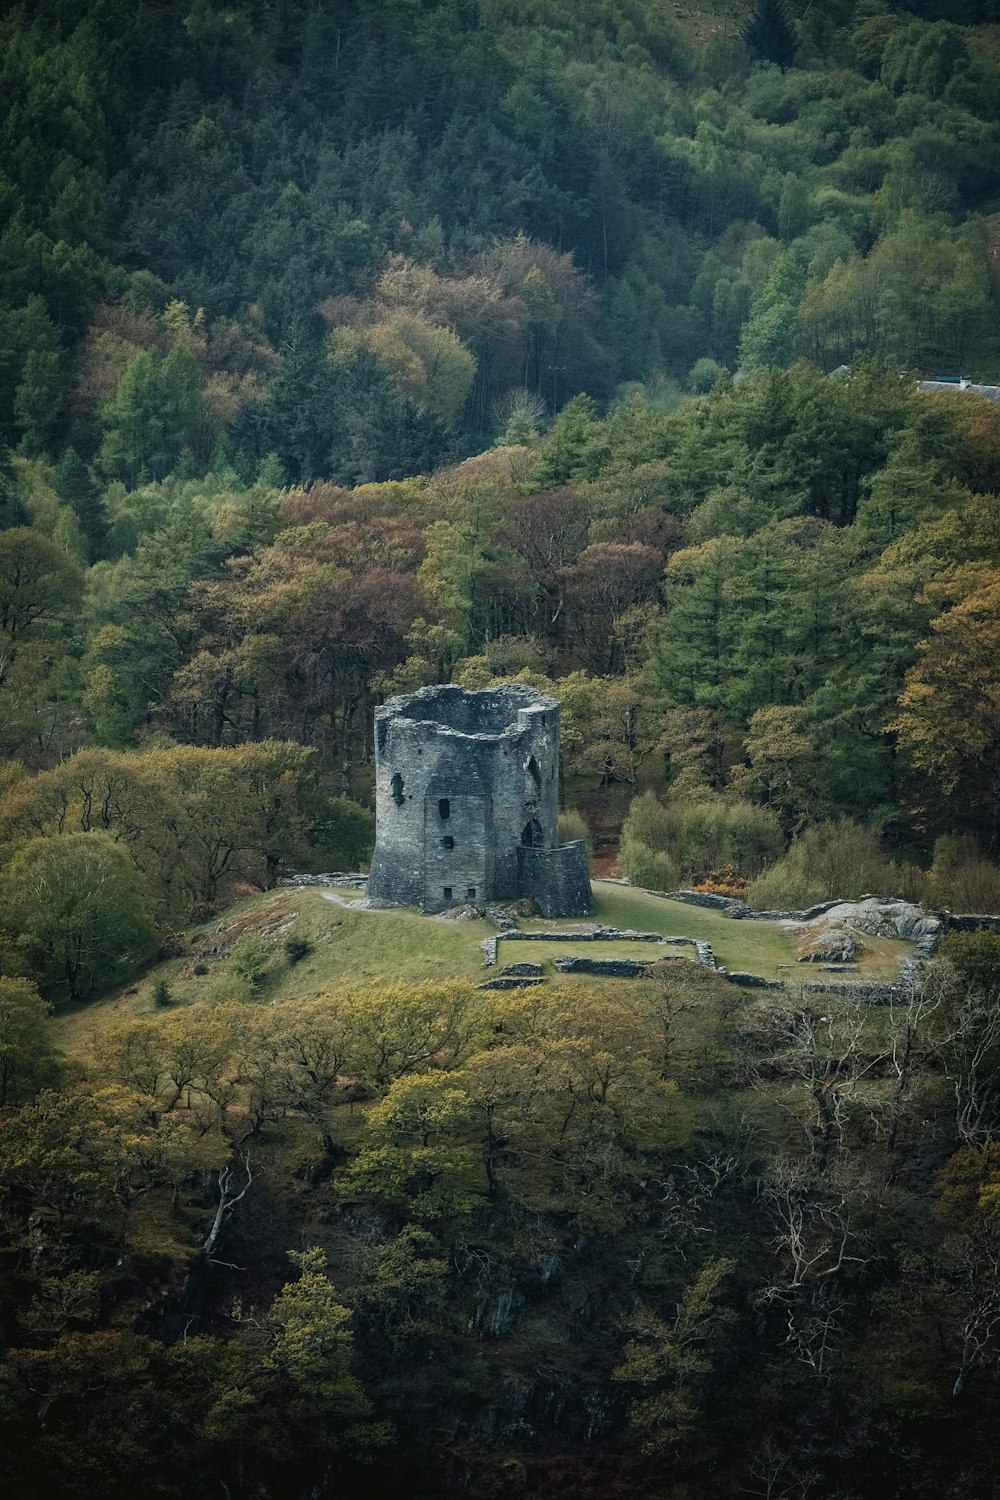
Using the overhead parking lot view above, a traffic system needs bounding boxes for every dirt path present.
[320,891,395,912]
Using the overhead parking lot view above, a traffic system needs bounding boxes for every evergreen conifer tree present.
[743,0,797,70]
[0,444,27,531]
[55,447,105,554]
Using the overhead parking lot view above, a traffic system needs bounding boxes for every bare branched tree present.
[756,1162,869,1379]
[203,1149,253,1262]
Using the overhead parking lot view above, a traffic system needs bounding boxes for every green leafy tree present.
[14,348,65,456]
[614,1257,735,1451]
[55,447,105,554]
[267,1247,372,1418]
[1,833,155,1000]
[0,976,57,1105]
[0,526,83,647]
[892,576,1000,849]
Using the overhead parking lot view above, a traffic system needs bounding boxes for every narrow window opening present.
[390,772,405,806]
[443,886,452,901]
[441,836,454,850]
[467,886,476,900]
[521,817,544,848]
[438,798,450,820]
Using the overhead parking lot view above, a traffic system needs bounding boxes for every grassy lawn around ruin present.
[49,878,918,1064]
[516,883,913,982]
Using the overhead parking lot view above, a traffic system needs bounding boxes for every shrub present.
[745,861,823,912]
[722,800,785,875]
[746,818,891,911]
[621,793,782,886]
[887,862,929,905]
[939,931,1000,999]
[621,792,682,854]
[929,836,1000,914]
[689,357,724,393]
[620,839,679,892]
[228,934,270,990]
[152,979,172,1007]
[558,808,592,850]
[693,865,749,899]
[284,934,314,965]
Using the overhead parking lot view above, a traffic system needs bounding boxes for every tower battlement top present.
[376,683,558,741]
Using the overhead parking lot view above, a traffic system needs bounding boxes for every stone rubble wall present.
[478,976,546,990]
[553,956,658,978]
[502,925,667,943]
[942,913,1000,934]
[725,971,785,990]
[800,980,913,1005]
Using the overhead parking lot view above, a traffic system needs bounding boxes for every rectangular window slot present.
[467,887,476,899]
[441,836,454,850]
[438,798,450,820]
[443,887,452,900]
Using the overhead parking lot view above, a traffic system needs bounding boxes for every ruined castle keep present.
[367,684,592,917]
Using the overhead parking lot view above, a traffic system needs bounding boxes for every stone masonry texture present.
[367,684,592,917]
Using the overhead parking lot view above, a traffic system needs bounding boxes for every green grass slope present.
[50,879,915,1062]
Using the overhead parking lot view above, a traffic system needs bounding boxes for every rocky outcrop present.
[797,924,864,963]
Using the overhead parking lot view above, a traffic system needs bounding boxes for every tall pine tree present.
[743,0,797,70]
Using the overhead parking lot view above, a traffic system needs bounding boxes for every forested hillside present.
[3,0,1000,1496]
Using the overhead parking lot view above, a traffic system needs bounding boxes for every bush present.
[558,808,591,850]
[688,357,724,393]
[722,800,786,875]
[745,861,822,912]
[152,979,172,1007]
[620,793,782,886]
[929,835,1000,914]
[284,934,314,965]
[621,792,682,854]
[228,934,270,990]
[746,818,891,911]
[308,796,375,872]
[939,931,1000,999]
[620,839,679,892]
[693,865,749,899]
[886,862,929,905]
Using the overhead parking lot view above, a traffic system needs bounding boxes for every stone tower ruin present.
[367,684,592,917]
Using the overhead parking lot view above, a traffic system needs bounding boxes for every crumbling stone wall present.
[368,684,591,917]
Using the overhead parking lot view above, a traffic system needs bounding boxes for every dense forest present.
[3,0,1000,1495]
